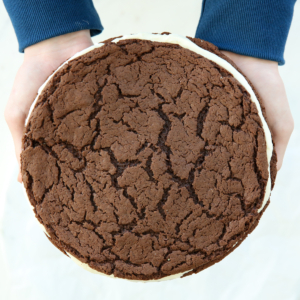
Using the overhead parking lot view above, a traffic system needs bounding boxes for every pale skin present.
[4,30,294,183]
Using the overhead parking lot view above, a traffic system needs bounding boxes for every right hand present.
[221,51,294,171]
[4,30,94,183]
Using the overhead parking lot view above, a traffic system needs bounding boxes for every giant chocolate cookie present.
[21,33,277,281]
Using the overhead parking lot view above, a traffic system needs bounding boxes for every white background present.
[0,1,300,299]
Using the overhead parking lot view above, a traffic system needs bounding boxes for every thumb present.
[5,62,47,183]
[4,106,27,183]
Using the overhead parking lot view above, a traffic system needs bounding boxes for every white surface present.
[0,1,300,300]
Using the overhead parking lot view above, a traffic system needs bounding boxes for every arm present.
[3,0,103,182]
[196,0,297,170]
[3,0,102,53]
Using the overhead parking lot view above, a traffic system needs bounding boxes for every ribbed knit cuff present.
[195,0,297,65]
[3,0,103,53]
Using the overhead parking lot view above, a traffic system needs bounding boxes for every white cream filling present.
[23,32,273,280]
[66,252,188,281]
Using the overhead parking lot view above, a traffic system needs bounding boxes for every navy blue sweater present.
[3,0,297,65]
[196,0,297,65]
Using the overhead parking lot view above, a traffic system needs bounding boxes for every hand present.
[4,30,93,183]
[221,51,294,171]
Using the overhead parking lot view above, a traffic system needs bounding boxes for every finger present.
[4,64,45,182]
[4,106,27,182]
[272,122,294,171]
[18,171,22,183]
[247,71,293,171]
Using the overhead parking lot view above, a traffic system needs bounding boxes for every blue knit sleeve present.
[3,0,103,53]
[195,0,297,65]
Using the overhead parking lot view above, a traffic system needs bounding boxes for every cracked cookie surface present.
[21,36,276,280]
